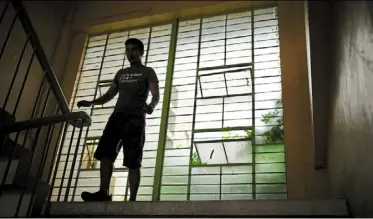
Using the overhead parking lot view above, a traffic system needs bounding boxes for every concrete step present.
[47,199,349,217]
[0,180,50,217]
[0,137,49,217]
[0,138,31,186]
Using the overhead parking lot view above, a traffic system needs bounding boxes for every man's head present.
[125,38,144,64]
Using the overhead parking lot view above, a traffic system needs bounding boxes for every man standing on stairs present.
[77,38,160,202]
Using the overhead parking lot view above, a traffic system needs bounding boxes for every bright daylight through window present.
[51,6,286,202]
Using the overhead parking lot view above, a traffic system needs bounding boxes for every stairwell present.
[0,0,90,217]
[0,0,352,218]
[0,110,50,217]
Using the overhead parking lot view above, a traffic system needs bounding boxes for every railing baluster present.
[14,87,52,217]
[0,75,46,198]
[42,108,61,181]
[46,120,68,205]
[14,125,42,217]
[0,1,10,26]
[0,1,94,216]
[71,129,90,201]
[47,120,66,183]
[10,0,70,114]
[65,121,84,201]
[26,123,54,216]
[12,51,35,117]
[19,75,47,149]
[3,37,30,110]
[26,107,59,216]
[0,131,19,194]
[0,7,18,63]
[57,121,77,201]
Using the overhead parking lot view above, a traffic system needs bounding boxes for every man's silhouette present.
[77,38,160,202]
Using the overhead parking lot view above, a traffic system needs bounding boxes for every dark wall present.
[307,1,334,169]
[310,1,373,217]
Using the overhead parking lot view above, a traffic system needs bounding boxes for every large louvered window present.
[51,6,286,202]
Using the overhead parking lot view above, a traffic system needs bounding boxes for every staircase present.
[0,107,89,217]
[0,0,90,217]
[0,110,49,217]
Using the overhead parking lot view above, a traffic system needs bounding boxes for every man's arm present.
[148,82,160,109]
[144,67,159,114]
[91,82,119,105]
[77,72,120,108]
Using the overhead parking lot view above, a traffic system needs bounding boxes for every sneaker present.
[81,190,112,202]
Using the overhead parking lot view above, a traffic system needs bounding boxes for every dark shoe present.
[81,190,112,202]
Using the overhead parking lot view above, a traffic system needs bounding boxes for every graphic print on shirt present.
[119,72,143,84]
[116,69,148,98]
[113,67,155,113]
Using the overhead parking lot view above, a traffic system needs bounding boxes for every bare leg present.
[100,157,114,194]
[128,168,140,201]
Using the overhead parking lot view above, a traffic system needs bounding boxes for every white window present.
[52,6,286,202]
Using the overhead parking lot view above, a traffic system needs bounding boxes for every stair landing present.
[48,199,348,217]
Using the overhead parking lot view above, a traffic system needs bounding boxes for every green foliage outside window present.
[190,100,284,166]
[261,100,284,144]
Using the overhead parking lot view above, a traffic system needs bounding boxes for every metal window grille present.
[51,6,286,202]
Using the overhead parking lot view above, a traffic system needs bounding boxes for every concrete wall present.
[277,1,329,199]
[0,1,73,121]
[72,1,226,32]
[327,1,373,217]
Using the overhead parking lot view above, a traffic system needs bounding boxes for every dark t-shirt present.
[113,65,159,113]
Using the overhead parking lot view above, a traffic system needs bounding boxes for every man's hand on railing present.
[77,100,92,108]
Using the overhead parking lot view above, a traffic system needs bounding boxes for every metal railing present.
[6,0,70,114]
[0,0,91,217]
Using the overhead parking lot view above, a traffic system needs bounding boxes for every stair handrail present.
[11,0,71,116]
[3,111,91,134]
[8,0,92,130]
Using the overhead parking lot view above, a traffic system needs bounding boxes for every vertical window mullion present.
[186,17,203,201]
[152,19,179,201]
[144,27,152,65]
[250,9,256,200]
[223,14,229,96]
